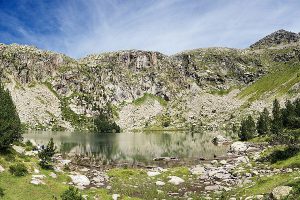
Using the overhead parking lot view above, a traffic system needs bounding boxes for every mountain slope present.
[1,30,300,131]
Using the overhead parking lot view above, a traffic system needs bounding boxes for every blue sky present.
[0,0,300,58]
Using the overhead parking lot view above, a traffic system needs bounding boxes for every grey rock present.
[271,186,293,200]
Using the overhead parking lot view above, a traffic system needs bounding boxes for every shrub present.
[0,83,22,151]
[61,186,84,200]
[9,163,28,176]
[38,138,56,169]
[239,115,256,141]
[94,113,120,133]
[0,187,4,197]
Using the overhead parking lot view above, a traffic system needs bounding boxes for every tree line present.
[239,98,300,148]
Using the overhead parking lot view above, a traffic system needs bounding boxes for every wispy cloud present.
[0,0,300,58]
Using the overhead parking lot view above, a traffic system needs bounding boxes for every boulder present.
[271,186,292,200]
[230,142,247,153]
[168,176,185,185]
[69,174,90,186]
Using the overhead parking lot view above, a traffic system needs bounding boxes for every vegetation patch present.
[133,93,167,107]
[238,64,300,101]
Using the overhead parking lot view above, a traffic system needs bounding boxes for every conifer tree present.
[257,108,270,135]
[0,83,22,150]
[38,138,56,169]
[239,115,256,141]
[271,99,283,135]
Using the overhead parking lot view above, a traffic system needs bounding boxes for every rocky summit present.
[0,29,300,131]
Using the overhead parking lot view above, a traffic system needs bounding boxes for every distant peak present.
[250,29,300,49]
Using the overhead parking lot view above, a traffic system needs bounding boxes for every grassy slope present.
[0,152,112,200]
[239,63,300,102]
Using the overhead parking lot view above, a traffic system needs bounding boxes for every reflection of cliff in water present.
[23,131,229,163]
[116,131,228,160]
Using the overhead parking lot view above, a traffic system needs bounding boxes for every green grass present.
[238,64,300,101]
[133,93,167,107]
[272,152,300,168]
[224,171,300,198]
[107,167,196,200]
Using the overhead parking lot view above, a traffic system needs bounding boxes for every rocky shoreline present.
[8,138,298,200]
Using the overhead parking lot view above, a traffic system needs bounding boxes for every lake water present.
[23,131,229,164]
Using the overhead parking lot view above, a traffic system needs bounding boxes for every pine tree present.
[0,83,22,150]
[239,115,256,141]
[271,99,283,135]
[38,138,56,169]
[257,108,270,135]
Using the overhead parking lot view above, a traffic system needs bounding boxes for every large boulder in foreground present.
[230,142,247,153]
[271,186,292,200]
[69,174,90,186]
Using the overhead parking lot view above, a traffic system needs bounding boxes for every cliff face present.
[1,29,300,131]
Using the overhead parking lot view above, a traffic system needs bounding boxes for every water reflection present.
[23,131,228,163]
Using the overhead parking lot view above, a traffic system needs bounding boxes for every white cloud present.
[1,0,300,58]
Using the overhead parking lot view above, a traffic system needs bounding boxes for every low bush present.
[61,186,84,200]
[0,187,4,197]
[9,163,28,176]
[262,147,299,164]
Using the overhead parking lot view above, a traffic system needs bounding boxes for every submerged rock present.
[212,135,231,145]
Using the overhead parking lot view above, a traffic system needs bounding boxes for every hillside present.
[0,29,300,131]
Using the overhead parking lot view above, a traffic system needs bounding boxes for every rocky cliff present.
[1,29,300,131]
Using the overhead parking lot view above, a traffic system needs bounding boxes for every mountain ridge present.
[0,29,299,131]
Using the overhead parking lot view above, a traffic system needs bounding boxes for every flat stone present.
[271,186,292,200]
[211,160,218,165]
[25,150,38,156]
[112,194,120,200]
[235,156,250,164]
[220,160,227,165]
[190,165,205,175]
[60,159,71,165]
[32,175,46,179]
[168,176,185,185]
[205,185,222,191]
[0,165,5,173]
[12,145,25,154]
[50,172,57,178]
[147,171,161,177]
[30,179,45,185]
[256,195,264,199]
[156,181,165,186]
